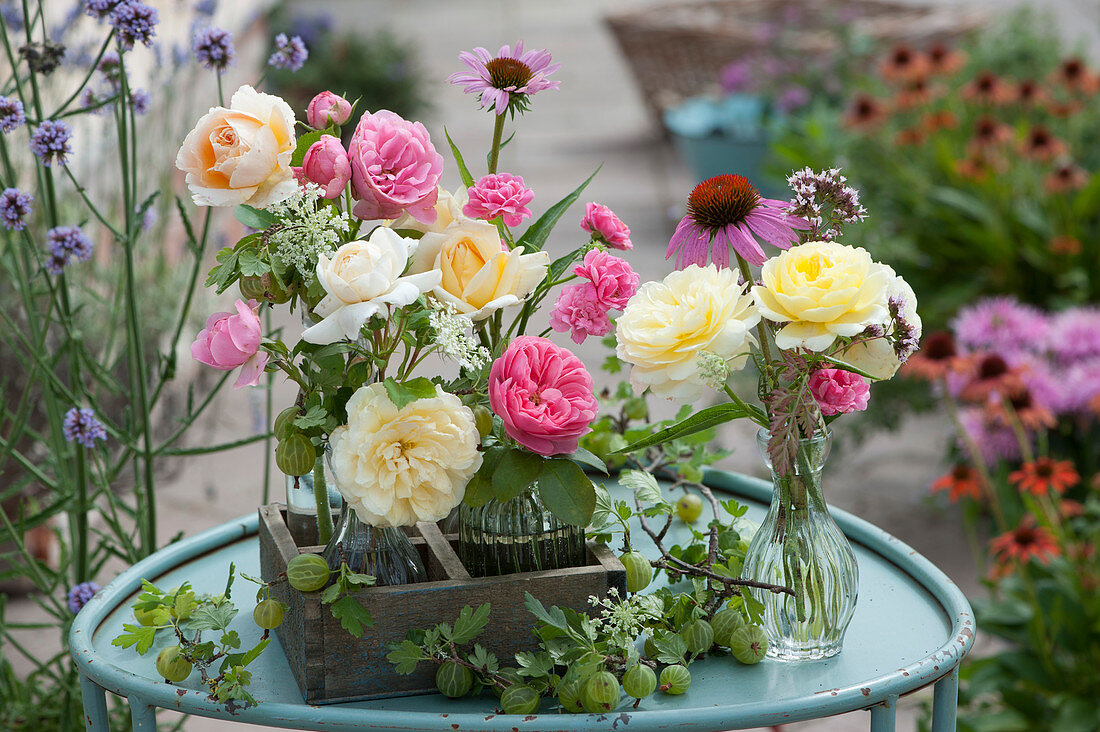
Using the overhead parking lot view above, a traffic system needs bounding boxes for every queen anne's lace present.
[268,184,350,282]
[428,302,490,372]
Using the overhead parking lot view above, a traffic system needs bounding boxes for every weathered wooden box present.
[258,504,626,704]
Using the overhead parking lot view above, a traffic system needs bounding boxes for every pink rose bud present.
[572,249,639,311]
[809,368,870,416]
[581,201,632,250]
[489,336,599,456]
[549,282,612,344]
[300,135,352,199]
[463,172,534,227]
[306,91,352,128]
[190,299,269,389]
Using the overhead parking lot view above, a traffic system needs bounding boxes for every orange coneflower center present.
[687,174,761,231]
[974,117,1001,142]
[1018,80,1039,101]
[976,72,997,92]
[1034,461,1055,479]
[925,332,957,360]
[929,43,949,65]
[1027,126,1053,149]
[890,46,915,68]
[1009,389,1034,411]
[952,464,973,481]
[486,57,533,90]
[977,354,1009,379]
[1060,58,1085,82]
[1014,527,1039,546]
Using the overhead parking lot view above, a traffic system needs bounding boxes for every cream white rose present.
[391,186,469,234]
[328,382,483,527]
[175,85,297,208]
[302,227,442,345]
[841,267,921,380]
[616,264,759,401]
[411,220,549,321]
[752,240,890,352]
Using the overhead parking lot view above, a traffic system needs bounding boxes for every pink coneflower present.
[666,175,809,269]
[449,41,560,116]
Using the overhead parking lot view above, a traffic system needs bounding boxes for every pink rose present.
[573,249,639,311]
[190,299,269,389]
[300,135,352,199]
[489,336,599,456]
[581,202,632,250]
[550,282,612,344]
[306,91,352,128]
[348,110,443,223]
[463,173,534,227]
[809,368,870,416]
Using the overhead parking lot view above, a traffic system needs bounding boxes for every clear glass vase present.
[741,428,858,661]
[457,485,586,577]
[322,504,426,586]
[284,457,343,547]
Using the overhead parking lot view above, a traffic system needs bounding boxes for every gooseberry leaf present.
[383,377,437,409]
[450,603,491,645]
[330,596,374,638]
[387,639,425,675]
[110,624,157,655]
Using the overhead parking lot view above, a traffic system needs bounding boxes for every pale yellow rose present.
[302,227,442,345]
[411,220,549,321]
[329,383,482,528]
[752,240,890,352]
[390,187,469,234]
[175,85,297,208]
[840,267,921,380]
[616,264,759,400]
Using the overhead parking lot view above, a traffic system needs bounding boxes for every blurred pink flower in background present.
[809,368,870,416]
[191,299,268,389]
[580,202,632,250]
[300,135,351,199]
[463,173,533,227]
[348,110,443,223]
[573,249,639,311]
[306,91,352,128]
[550,283,612,344]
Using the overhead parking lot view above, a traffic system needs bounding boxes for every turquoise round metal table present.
[70,471,975,731]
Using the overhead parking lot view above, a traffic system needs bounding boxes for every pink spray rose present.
[489,336,599,456]
[190,299,269,389]
[348,110,443,223]
[550,282,613,344]
[809,368,870,416]
[581,202,632,250]
[573,249,639,311]
[306,91,352,128]
[463,173,534,227]
[300,135,352,199]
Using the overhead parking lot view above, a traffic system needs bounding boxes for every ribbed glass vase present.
[322,504,426,586]
[741,428,858,661]
[457,486,586,577]
[284,459,343,547]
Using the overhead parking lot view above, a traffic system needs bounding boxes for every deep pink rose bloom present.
[573,249,639,311]
[300,135,351,199]
[191,299,268,389]
[581,202,632,250]
[489,336,599,456]
[550,282,613,345]
[306,91,352,128]
[809,368,870,416]
[348,110,443,223]
[463,173,534,227]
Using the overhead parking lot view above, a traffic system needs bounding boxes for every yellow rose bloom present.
[615,264,759,400]
[752,241,890,352]
[840,265,921,379]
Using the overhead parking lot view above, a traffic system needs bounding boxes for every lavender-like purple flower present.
[192,27,235,71]
[958,407,1021,465]
[952,296,1049,359]
[194,0,217,17]
[98,50,123,90]
[131,88,150,114]
[0,95,25,133]
[1,1,24,32]
[110,1,158,51]
[785,167,868,241]
[63,407,107,448]
[30,119,72,167]
[267,33,307,72]
[775,86,810,114]
[84,0,122,20]
[0,187,33,230]
[719,60,754,93]
[45,225,94,274]
[1047,306,1100,366]
[67,581,101,614]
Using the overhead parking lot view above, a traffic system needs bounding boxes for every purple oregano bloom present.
[193,27,235,72]
[110,1,158,50]
[30,119,72,167]
[68,581,101,614]
[0,187,33,230]
[267,33,307,72]
[45,225,94,274]
[0,95,25,133]
[63,407,107,448]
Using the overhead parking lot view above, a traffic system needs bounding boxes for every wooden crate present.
[258,504,626,704]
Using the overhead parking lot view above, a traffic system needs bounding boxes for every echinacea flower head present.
[903,331,961,381]
[931,465,983,503]
[1045,162,1089,193]
[1010,457,1079,496]
[109,1,158,51]
[0,95,25,133]
[45,225,94,274]
[449,41,560,116]
[667,174,809,269]
[879,44,928,83]
[990,518,1060,567]
[63,407,108,448]
[30,119,72,167]
[67,581,101,614]
[192,27,235,72]
[843,94,888,130]
[1020,125,1067,162]
[1053,56,1099,95]
[268,33,307,72]
[0,187,33,231]
[927,42,966,76]
[952,296,1048,359]
[1048,307,1100,365]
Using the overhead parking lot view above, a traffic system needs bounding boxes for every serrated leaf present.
[444,127,475,189]
[467,644,499,673]
[187,604,237,632]
[524,592,568,631]
[220,630,241,650]
[620,470,668,508]
[240,638,269,667]
[613,403,749,454]
[492,450,544,503]
[653,632,688,665]
[514,650,555,678]
[383,376,437,409]
[330,596,374,638]
[451,603,492,645]
[516,167,600,253]
[237,250,268,277]
[234,204,279,230]
[110,624,157,655]
[293,405,328,430]
[386,639,426,675]
[535,459,595,527]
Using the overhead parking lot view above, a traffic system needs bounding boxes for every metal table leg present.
[931,666,960,732]
[869,694,897,732]
[80,673,110,731]
[128,695,157,731]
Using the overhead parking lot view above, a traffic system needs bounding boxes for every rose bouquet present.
[612,168,921,660]
[177,42,638,585]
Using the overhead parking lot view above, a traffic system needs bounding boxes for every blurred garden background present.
[2,0,1099,729]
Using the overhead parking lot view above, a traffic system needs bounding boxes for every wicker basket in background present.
[605,0,988,127]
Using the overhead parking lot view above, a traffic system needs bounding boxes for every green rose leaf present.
[383,377,438,410]
[464,447,505,507]
[290,130,324,168]
[492,449,545,503]
[535,459,596,527]
[568,446,609,475]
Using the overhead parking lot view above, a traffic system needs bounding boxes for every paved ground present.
[9,0,1098,729]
